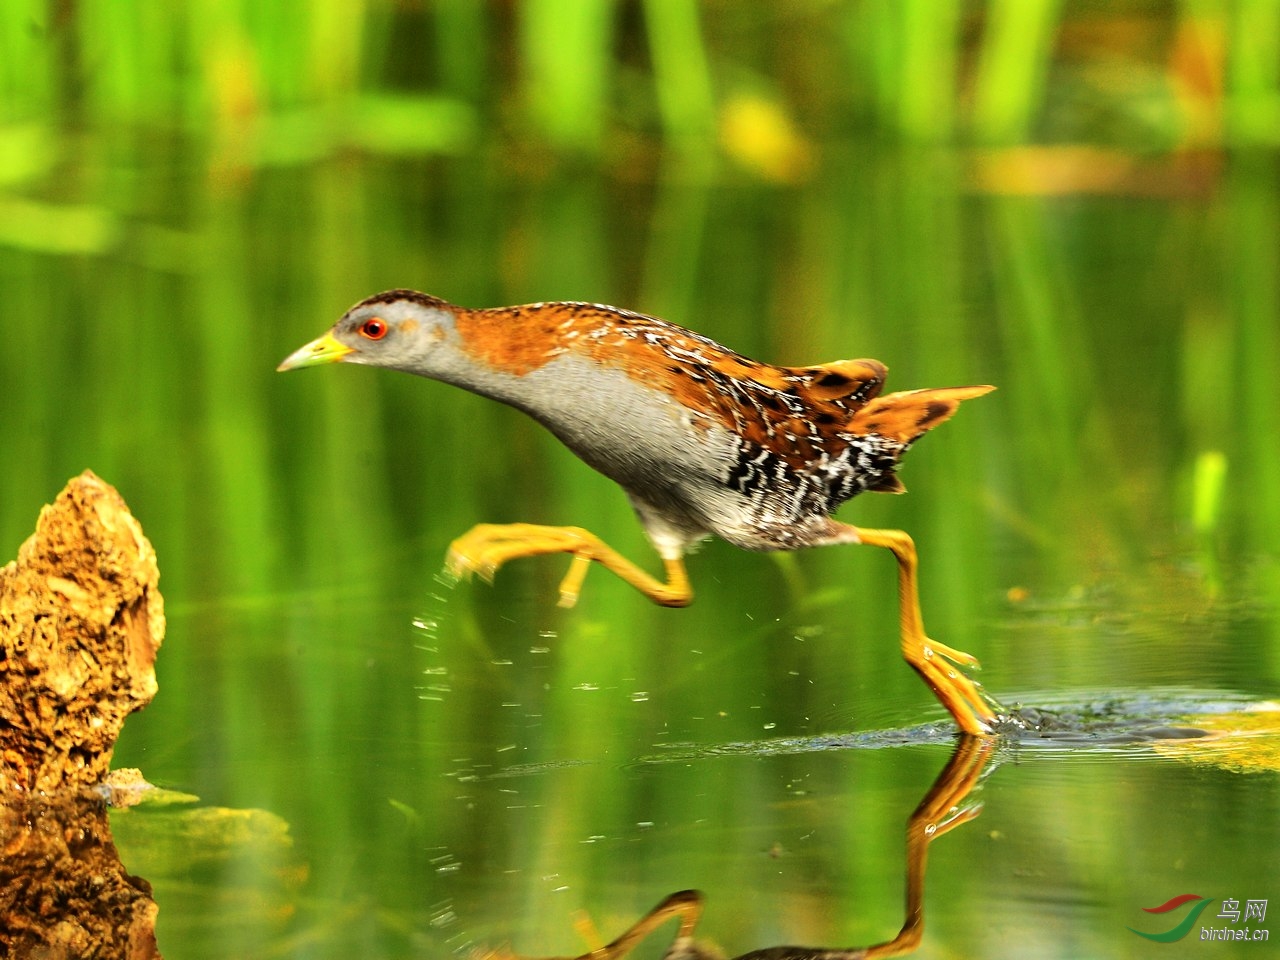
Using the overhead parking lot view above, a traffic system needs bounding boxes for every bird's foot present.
[924,637,981,669]
[446,522,693,609]
[446,523,595,604]
[908,635,1000,735]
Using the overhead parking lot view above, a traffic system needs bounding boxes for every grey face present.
[277,291,454,373]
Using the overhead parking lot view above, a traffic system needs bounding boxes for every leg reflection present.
[480,736,994,960]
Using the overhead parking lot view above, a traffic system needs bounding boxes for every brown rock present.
[0,471,165,796]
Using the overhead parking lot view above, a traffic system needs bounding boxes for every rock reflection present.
[486,736,992,960]
[0,789,161,959]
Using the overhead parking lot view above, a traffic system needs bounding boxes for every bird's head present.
[277,290,456,374]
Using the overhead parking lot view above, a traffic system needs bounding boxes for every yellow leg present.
[571,891,702,960]
[847,526,998,735]
[474,889,703,960]
[863,735,993,959]
[446,523,693,608]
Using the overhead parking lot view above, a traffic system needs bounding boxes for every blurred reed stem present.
[1225,0,1280,144]
[844,0,963,142]
[518,0,614,152]
[642,0,716,154]
[971,0,1063,144]
[435,0,491,102]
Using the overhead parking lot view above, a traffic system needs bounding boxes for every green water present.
[4,137,1279,960]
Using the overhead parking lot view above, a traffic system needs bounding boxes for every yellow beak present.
[277,332,355,372]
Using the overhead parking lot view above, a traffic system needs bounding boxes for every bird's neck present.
[402,305,567,411]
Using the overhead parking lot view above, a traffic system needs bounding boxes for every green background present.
[2,2,1277,957]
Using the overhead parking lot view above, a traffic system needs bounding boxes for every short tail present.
[847,384,994,445]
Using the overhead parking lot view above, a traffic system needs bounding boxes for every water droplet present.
[428,903,458,928]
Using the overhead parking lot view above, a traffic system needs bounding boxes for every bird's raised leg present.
[834,524,998,735]
[447,522,693,608]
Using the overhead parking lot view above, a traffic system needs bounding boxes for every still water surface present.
[2,141,1277,958]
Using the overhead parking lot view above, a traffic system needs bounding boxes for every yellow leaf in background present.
[718,93,814,184]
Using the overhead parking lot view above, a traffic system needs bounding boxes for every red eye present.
[359,317,388,341]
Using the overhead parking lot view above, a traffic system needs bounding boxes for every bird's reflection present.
[485,734,993,960]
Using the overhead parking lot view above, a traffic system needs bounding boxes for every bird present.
[278,290,998,733]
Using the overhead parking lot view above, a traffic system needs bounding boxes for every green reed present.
[1225,0,1280,145]
[6,3,1280,158]
[970,0,1063,144]
[518,0,615,151]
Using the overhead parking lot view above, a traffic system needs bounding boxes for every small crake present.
[280,291,997,733]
